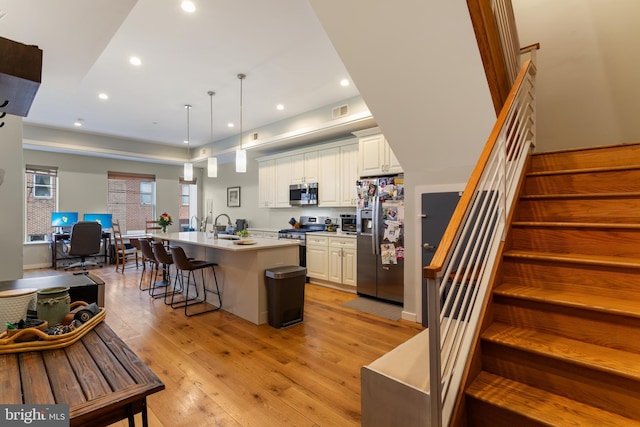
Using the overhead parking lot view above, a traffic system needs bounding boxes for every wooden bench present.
[0,322,164,427]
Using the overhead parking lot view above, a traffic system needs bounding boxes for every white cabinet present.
[318,147,340,206]
[359,133,402,176]
[319,143,359,207]
[258,158,292,208]
[258,160,275,208]
[291,151,319,184]
[257,140,358,209]
[306,235,329,281]
[328,237,357,287]
[340,143,359,206]
[274,156,293,208]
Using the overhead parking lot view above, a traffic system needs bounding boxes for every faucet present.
[213,213,232,239]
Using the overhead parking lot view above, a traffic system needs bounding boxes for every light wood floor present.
[25,266,423,426]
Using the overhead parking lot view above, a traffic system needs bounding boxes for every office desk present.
[51,232,111,270]
[0,322,165,427]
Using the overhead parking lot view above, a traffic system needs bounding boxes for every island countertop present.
[154,231,300,251]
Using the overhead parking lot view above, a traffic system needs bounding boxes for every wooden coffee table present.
[0,322,164,427]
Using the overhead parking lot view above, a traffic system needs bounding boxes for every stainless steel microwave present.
[289,183,318,206]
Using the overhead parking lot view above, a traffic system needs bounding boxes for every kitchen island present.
[154,231,300,325]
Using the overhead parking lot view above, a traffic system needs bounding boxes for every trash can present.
[265,265,307,328]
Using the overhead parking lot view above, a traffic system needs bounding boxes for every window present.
[33,174,53,198]
[181,184,190,206]
[108,171,156,233]
[140,182,154,205]
[25,165,58,241]
[179,177,197,231]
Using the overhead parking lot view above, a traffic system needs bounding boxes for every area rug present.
[342,297,403,321]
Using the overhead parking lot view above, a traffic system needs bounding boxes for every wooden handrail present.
[424,59,535,280]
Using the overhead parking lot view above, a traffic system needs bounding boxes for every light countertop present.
[153,231,300,251]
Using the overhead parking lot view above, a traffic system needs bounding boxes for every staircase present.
[465,143,640,426]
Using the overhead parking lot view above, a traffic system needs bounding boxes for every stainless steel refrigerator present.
[356,175,405,304]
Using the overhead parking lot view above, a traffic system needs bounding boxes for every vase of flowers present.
[157,212,173,233]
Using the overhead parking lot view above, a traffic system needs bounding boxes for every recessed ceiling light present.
[129,56,142,66]
[340,79,350,87]
[98,93,109,100]
[74,119,83,127]
[183,140,189,144]
[181,1,196,12]
[276,104,284,111]
[227,123,234,128]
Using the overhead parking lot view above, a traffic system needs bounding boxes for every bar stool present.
[138,239,161,294]
[151,241,175,302]
[169,246,222,316]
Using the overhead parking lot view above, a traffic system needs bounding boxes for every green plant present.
[236,229,249,238]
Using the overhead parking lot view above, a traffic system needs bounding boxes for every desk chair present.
[113,220,139,273]
[65,221,103,270]
[169,246,221,316]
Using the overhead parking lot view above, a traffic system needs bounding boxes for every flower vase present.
[161,227,167,234]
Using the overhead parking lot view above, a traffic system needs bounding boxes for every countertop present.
[154,231,300,251]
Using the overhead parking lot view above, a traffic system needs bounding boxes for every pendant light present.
[235,73,247,173]
[207,91,218,178]
[183,104,193,181]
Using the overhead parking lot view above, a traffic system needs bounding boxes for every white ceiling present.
[0,0,361,149]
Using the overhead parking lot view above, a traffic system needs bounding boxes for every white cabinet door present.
[340,143,359,206]
[328,246,343,283]
[291,151,319,184]
[318,147,340,207]
[307,235,329,280]
[258,160,275,207]
[359,133,403,176]
[274,156,293,208]
[359,134,386,176]
[341,248,357,287]
[386,143,402,174]
[306,245,328,280]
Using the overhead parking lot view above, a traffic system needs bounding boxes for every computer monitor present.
[51,211,78,233]
[51,211,78,227]
[83,213,113,230]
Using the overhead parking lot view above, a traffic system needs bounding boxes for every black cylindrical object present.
[265,266,307,328]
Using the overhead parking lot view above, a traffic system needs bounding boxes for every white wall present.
[513,0,640,151]
[0,114,25,280]
[22,150,191,268]
[310,0,496,321]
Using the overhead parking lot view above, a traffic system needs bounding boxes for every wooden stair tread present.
[520,192,640,200]
[503,249,640,269]
[511,221,640,230]
[527,164,640,177]
[495,283,640,318]
[482,323,640,381]
[467,371,640,427]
